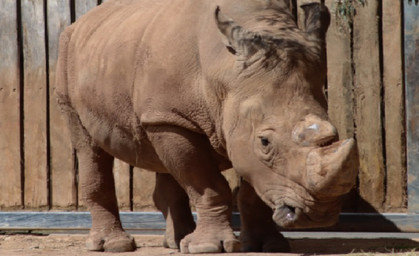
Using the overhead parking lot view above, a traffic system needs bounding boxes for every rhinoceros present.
[55,0,359,253]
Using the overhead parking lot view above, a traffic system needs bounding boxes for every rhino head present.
[215,3,359,229]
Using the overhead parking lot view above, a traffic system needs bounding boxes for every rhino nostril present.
[318,135,338,148]
[275,205,296,222]
[285,205,296,221]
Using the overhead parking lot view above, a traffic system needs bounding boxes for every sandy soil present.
[0,234,418,256]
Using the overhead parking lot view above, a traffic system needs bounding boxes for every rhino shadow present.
[284,192,419,254]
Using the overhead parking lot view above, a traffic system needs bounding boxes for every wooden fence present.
[0,0,409,214]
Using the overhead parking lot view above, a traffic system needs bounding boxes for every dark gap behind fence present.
[16,0,25,210]
[43,0,52,210]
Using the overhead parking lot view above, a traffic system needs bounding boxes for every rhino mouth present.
[271,139,357,229]
[273,203,339,229]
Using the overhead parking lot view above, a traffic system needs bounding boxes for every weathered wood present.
[323,0,357,212]
[0,2,22,209]
[75,0,97,19]
[382,0,406,213]
[133,168,157,211]
[113,159,131,210]
[352,0,385,212]
[324,0,354,140]
[48,0,76,210]
[22,0,49,209]
[404,0,419,214]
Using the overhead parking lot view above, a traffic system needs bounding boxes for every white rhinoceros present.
[55,0,358,253]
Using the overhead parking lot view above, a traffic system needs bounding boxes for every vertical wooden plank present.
[324,0,356,212]
[113,160,131,210]
[48,0,76,210]
[382,0,406,212]
[22,0,49,209]
[75,0,97,19]
[324,0,354,140]
[0,2,22,209]
[132,168,157,211]
[353,0,385,211]
[404,0,419,214]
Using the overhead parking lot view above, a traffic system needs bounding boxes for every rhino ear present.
[301,3,330,41]
[214,6,264,57]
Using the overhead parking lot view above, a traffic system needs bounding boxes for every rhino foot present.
[153,173,196,249]
[163,235,179,249]
[240,232,290,252]
[238,180,290,252]
[179,227,240,253]
[86,230,136,252]
[163,223,195,249]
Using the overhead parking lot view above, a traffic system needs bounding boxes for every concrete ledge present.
[0,212,419,232]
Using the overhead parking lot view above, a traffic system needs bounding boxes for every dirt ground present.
[0,233,418,256]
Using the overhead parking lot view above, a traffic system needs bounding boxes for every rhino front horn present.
[306,138,359,197]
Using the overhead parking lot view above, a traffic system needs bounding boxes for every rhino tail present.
[55,25,75,111]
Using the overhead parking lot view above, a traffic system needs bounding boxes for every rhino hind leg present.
[60,102,136,252]
[153,173,196,248]
[146,125,240,253]
[78,146,136,252]
[238,180,290,252]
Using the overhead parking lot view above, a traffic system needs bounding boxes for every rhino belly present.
[76,107,167,173]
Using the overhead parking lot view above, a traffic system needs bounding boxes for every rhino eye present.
[260,137,270,146]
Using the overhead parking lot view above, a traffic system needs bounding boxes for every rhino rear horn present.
[214,6,264,57]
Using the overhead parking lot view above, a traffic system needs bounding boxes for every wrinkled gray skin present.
[55,0,359,253]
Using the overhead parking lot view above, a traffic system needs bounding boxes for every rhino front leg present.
[146,125,240,253]
[153,173,196,249]
[239,180,290,252]
[77,145,136,252]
